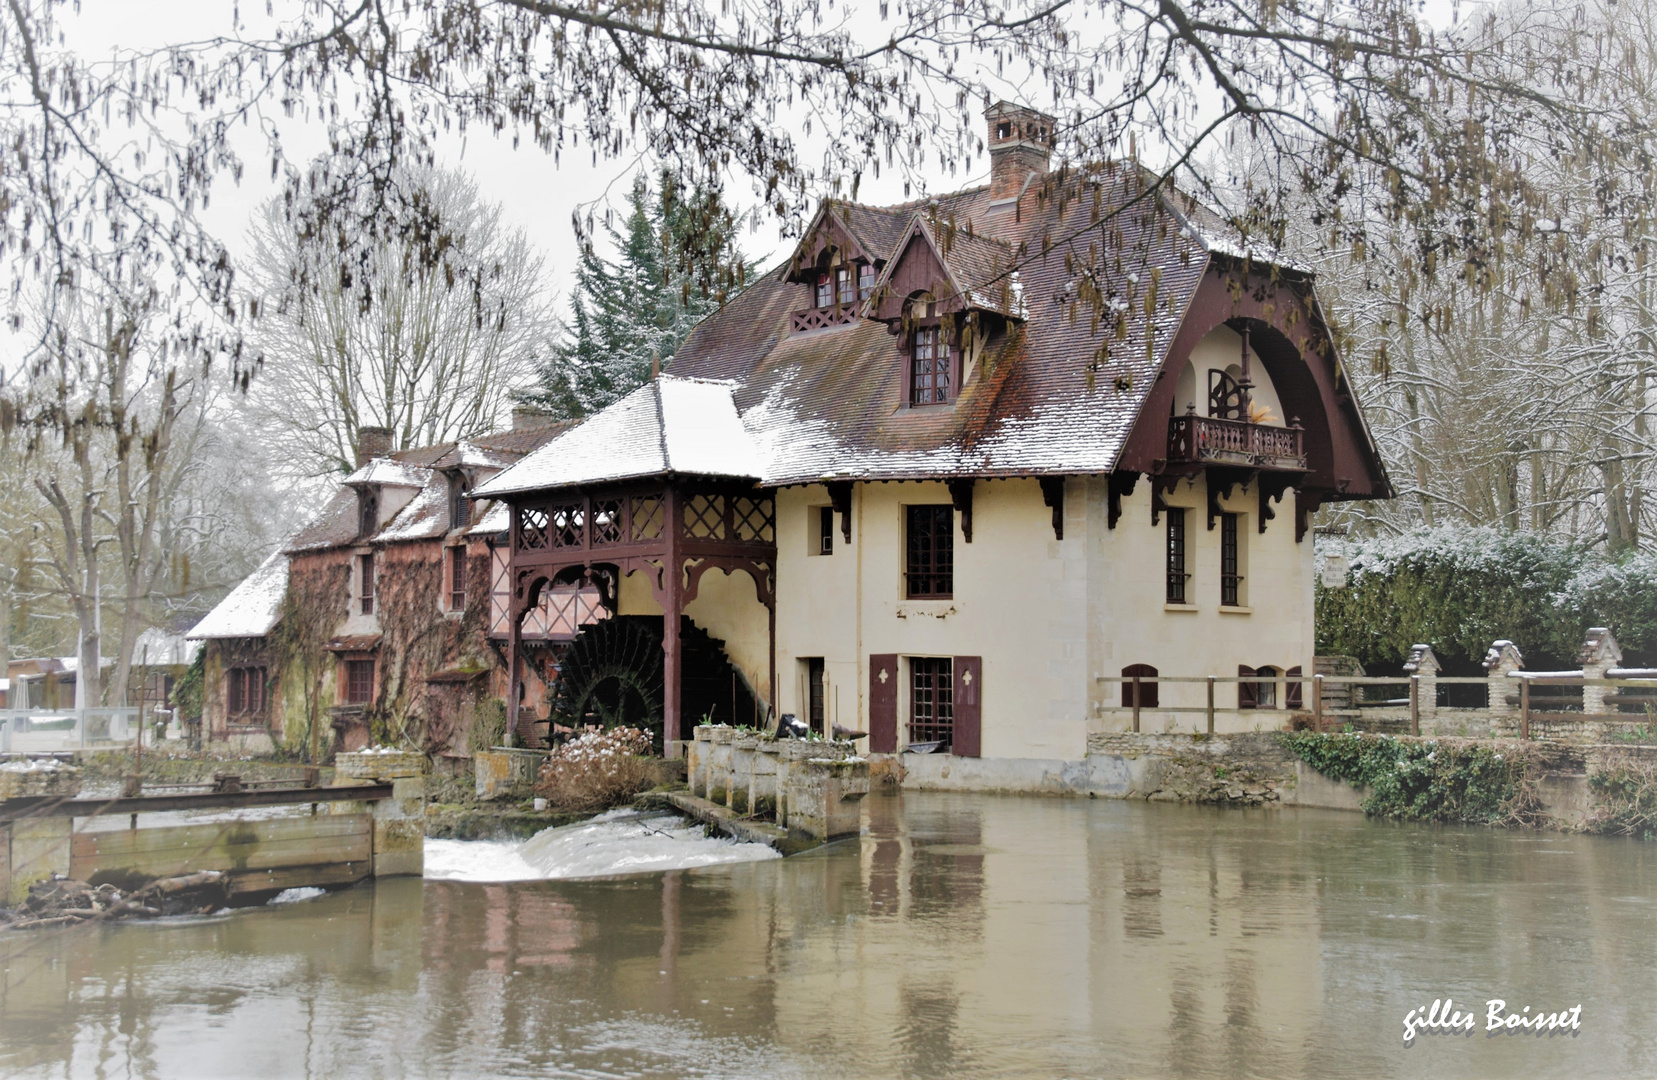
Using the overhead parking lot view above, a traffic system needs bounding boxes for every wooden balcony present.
[791,303,860,333]
[1167,414,1306,470]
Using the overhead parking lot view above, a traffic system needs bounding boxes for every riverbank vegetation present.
[1281,732,1547,827]
[534,728,659,813]
[1315,527,1657,671]
[1583,755,1657,839]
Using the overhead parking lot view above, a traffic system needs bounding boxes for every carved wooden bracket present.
[949,479,975,543]
[1258,475,1298,534]
[1106,471,1139,530]
[1295,490,1325,543]
[1039,476,1065,540]
[826,480,853,544]
[1151,475,1180,527]
[1206,467,1257,530]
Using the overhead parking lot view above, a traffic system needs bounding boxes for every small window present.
[836,266,855,306]
[905,505,954,598]
[449,546,467,611]
[1122,664,1159,708]
[359,552,376,616]
[806,657,826,735]
[815,271,833,309]
[345,659,375,705]
[996,121,1011,139]
[1220,514,1242,607]
[1165,509,1188,604]
[910,657,954,748]
[859,263,877,299]
[815,506,835,556]
[1254,665,1280,708]
[227,667,267,715]
[358,491,377,537]
[910,326,951,406]
[450,474,470,530]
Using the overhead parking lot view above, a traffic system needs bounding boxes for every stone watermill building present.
[474,102,1392,774]
[192,102,1389,780]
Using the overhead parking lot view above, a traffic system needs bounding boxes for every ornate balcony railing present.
[791,303,860,333]
[1167,414,1306,469]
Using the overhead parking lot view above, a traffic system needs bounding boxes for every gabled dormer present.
[865,215,1026,407]
[343,457,429,539]
[785,201,904,333]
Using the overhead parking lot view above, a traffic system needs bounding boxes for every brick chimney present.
[356,426,392,467]
[511,406,557,432]
[987,102,1056,203]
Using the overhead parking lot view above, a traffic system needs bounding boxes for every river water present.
[2,792,1655,1079]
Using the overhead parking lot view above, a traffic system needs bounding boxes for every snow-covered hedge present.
[1316,526,1657,668]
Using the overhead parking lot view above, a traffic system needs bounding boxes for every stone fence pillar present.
[1403,644,1441,719]
[706,726,735,806]
[688,726,713,797]
[1484,640,1524,716]
[1580,627,1623,715]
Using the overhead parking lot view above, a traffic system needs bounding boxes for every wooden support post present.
[663,487,683,753]
[1409,675,1420,736]
[1313,674,1324,733]
[1131,675,1141,733]
[1206,676,1216,735]
[1520,678,1531,740]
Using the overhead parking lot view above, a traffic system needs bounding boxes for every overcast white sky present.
[60,0,992,303]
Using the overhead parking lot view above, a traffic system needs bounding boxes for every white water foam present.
[423,810,781,882]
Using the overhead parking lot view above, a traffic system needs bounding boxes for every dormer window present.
[859,263,877,300]
[910,326,951,406]
[358,490,378,537]
[815,271,834,309]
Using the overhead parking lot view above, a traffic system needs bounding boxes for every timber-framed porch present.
[502,479,777,751]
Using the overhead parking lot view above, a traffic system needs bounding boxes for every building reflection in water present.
[1,794,1653,1078]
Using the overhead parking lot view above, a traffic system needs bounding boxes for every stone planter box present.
[706,726,735,806]
[729,735,758,814]
[0,760,81,800]
[473,748,548,800]
[787,757,870,841]
[336,749,425,782]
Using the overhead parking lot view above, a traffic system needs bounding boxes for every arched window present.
[1122,663,1158,708]
[1240,665,1279,709]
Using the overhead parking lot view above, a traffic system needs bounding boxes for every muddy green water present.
[3,793,1655,1079]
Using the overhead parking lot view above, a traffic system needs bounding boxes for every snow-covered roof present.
[475,376,762,496]
[186,553,289,640]
[131,627,201,667]
[344,458,431,487]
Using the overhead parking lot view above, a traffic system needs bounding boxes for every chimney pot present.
[356,426,393,468]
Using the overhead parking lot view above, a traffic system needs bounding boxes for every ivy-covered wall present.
[1316,526,1657,671]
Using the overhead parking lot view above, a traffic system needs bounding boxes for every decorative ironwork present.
[517,506,550,551]
[549,502,585,548]
[1208,369,1246,419]
[1167,414,1305,469]
[630,495,664,541]
[591,499,624,546]
[684,494,727,539]
[732,496,774,542]
[791,304,860,333]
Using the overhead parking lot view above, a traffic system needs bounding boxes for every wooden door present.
[953,655,982,758]
[869,654,898,753]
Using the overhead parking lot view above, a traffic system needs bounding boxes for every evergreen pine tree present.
[519,173,745,419]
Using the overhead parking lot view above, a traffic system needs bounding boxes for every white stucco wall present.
[1174,325,1286,426]
[772,468,1316,763]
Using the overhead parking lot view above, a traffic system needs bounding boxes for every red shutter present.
[1238,665,1257,709]
[953,655,982,758]
[1285,666,1304,709]
[869,654,899,753]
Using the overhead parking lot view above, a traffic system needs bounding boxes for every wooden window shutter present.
[953,655,982,758]
[869,654,899,753]
[1285,666,1304,709]
[1238,665,1258,709]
